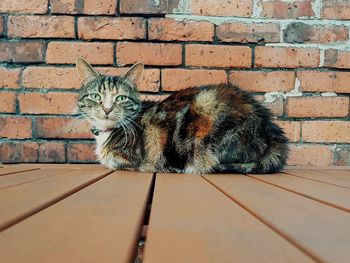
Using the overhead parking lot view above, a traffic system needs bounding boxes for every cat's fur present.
[76,57,289,174]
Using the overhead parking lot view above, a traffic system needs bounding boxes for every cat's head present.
[76,57,144,130]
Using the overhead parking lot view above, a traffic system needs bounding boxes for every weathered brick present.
[287,144,333,166]
[230,71,294,92]
[217,22,280,43]
[0,142,39,163]
[162,69,227,91]
[8,16,75,38]
[78,17,145,40]
[322,0,350,19]
[47,42,114,65]
[0,42,44,63]
[254,95,284,117]
[23,67,80,90]
[324,49,350,69]
[333,145,350,166]
[120,0,179,14]
[189,0,252,17]
[302,121,350,143]
[283,23,348,44]
[0,92,17,113]
[255,46,319,68]
[51,0,117,14]
[18,92,78,114]
[286,97,349,117]
[0,67,21,88]
[0,0,47,14]
[149,18,214,42]
[275,121,300,142]
[297,71,350,93]
[140,94,169,101]
[35,117,92,139]
[38,142,66,162]
[259,0,315,19]
[67,143,97,163]
[97,68,160,92]
[117,42,182,66]
[186,44,251,68]
[0,117,32,139]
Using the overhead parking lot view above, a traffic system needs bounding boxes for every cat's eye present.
[90,93,101,101]
[116,95,128,102]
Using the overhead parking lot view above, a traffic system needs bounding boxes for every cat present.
[76,57,289,174]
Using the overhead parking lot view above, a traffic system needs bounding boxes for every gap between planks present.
[200,175,324,263]
[0,169,113,232]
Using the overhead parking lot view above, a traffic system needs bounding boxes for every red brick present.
[0,0,47,14]
[97,68,160,92]
[0,92,17,113]
[38,142,66,162]
[283,23,348,44]
[0,117,32,139]
[140,94,169,101]
[51,0,117,14]
[324,49,350,69]
[286,97,349,118]
[186,44,251,68]
[162,69,227,91]
[23,67,80,90]
[217,22,280,43]
[297,71,350,93]
[78,17,145,40]
[67,143,97,163]
[149,18,214,42]
[322,0,350,19]
[35,117,92,139]
[117,42,182,66]
[333,145,350,166]
[0,142,39,163]
[275,121,300,142]
[0,67,21,88]
[254,95,283,117]
[120,0,179,14]
[47,42,114,65]
[19,92,78,114]
[230,71,294,92]
[302,121,350,143]
[189,0,252,17]
[8,16,75,38]
[287,144,333,166]
[259,0,315,19]
[0,42,44,63]
[255,46,319,68]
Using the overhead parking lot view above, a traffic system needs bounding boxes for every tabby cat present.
[76,57,289,174]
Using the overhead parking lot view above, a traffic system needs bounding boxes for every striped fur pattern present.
[76,58,289,174]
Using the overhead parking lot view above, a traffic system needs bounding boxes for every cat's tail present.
[214,142,289,174]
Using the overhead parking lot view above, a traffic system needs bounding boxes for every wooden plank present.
[248,173,350,212]
[285,169,350,188]
[0,165,40,176]
[0,171,153,263]
[0,168,74,190]
[144,174,314,263]
[0,167,112,232]
[205,174,350,263]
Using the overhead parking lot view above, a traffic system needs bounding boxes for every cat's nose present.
[103,107,113,115]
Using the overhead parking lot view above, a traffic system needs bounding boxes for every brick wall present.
[0,0,349,166]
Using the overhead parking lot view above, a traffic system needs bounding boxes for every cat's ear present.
[76,57,99,83]
[122,63,144,86]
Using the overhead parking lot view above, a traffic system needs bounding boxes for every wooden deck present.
[0,164,349,263]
